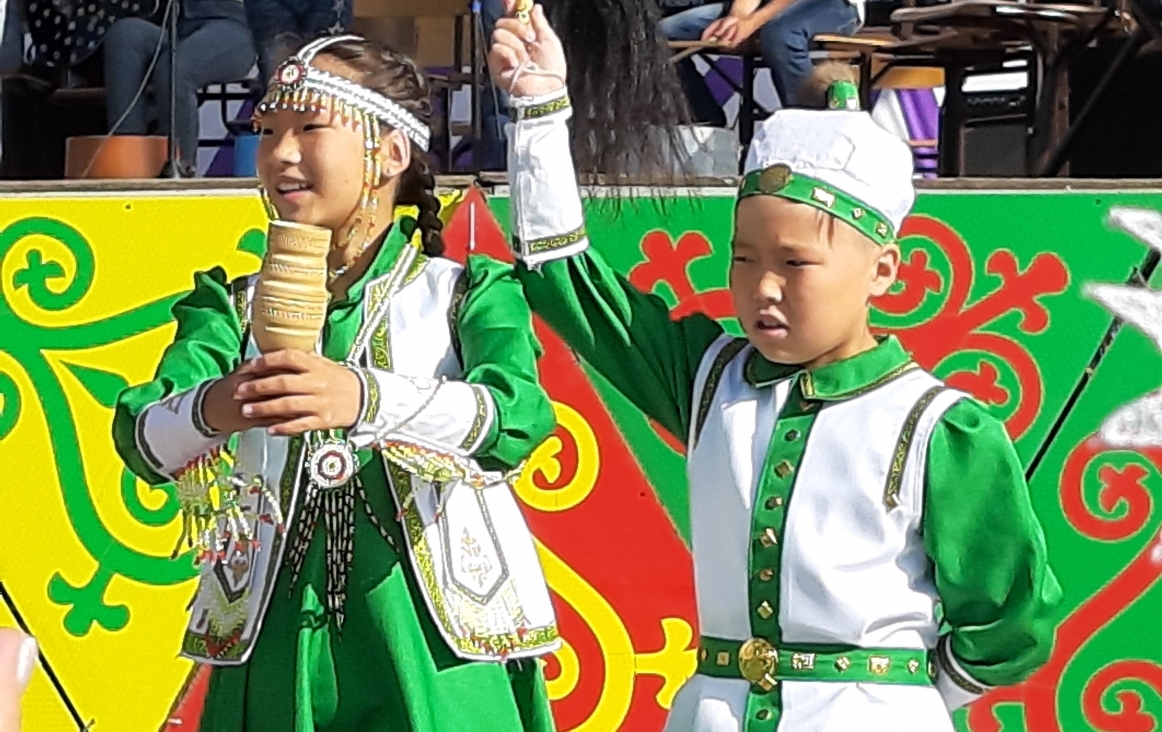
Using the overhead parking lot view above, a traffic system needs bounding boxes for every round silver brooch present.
[277,59,308,90]
[308,440,357,489]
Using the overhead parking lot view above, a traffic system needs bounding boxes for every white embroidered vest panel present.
[685,336,966,649]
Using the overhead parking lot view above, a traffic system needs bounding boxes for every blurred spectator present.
[661,0,860,120]
[478,0,507,171]
[104,0,256,176]
[245,0,352,85]
[0,0,23,74]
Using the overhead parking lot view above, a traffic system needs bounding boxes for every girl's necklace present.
[328,235,374,279]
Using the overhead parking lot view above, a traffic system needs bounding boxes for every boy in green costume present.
[490,8,1062,731]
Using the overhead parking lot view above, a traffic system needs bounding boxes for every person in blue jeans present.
[478,0,509,170]
[661,0,860,122]
[104,0,256,176]
[245,0,352,84]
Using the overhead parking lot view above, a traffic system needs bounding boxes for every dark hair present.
[543,0,691,179]
[317,38,445,257]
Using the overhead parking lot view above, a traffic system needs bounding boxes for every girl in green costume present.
[113,35,560,732]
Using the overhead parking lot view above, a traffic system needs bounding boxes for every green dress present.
[113,218,558,732]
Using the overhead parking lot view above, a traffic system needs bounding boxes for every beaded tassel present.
[331,112,382,279]
[173,449,285,563]
[286,476,321,591]
[358,480,396,550]
[323,480,357,628]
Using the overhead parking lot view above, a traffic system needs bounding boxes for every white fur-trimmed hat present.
[740,103,916,244]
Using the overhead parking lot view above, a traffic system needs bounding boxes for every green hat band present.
[827,80,861,110]
[737,164,895,245]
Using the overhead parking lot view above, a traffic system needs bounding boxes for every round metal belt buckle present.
[738,638,779,691]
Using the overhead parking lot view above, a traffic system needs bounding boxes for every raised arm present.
[492,3,724,439]
[923,400,1063,709]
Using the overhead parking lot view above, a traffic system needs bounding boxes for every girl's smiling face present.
[256,56,409,233]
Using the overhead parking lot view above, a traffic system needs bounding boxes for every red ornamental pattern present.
[628,215,1070,440]
[969,438,1162,732]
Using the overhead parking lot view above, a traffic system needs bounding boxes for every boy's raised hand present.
[488,0,567,98]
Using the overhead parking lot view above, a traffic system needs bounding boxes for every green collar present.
[333,210,420,306]
[744,335,917,400]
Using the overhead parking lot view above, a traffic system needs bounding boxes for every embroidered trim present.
[440,488,511,605]
[525,226,587,254]
[134,406,168,478]
[230,276,252,336]
[190,380,220,439]
[386,458,559,658]
[460,385,492,453]
[694,339,749,445]
[377,437,490,487]
[514,94,571,121]
[829,361,921,401]
[448,267,471,366]
[349,242,419,366]
[937,636,989,695]
[402,252,429,288]
[370,279,393,371]
[883,384,946,510]
[356,368,380,428]
[738,164,896,245]
[182,625,247,661]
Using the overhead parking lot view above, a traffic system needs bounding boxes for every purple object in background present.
[205,99,256,177]
[898,88,940,177]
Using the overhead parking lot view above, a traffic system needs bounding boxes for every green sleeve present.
[111,267,244,485]
[516,249,724,440]
[923,399,1063,686]
[457,255,556,472]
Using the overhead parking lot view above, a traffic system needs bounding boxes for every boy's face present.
[731,196,901,368]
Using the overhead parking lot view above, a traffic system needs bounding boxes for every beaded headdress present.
[254,34,432,275]
[257,34,430,150]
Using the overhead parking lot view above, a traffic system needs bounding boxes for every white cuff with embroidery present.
[935,635,993,710]
[348,368,496,456]
[507,87,589,269]
[135,380,228,479]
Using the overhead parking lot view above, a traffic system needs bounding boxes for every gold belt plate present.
[738,637,779,691]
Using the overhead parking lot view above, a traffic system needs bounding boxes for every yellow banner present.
[0,191,269,731]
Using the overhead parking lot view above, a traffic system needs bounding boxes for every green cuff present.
[738,164,895,245]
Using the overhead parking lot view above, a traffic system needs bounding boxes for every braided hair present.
[318,39,445,257]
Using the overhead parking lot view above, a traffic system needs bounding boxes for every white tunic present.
[667,335,967,732]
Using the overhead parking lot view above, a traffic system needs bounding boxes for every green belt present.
[698,636,936,690]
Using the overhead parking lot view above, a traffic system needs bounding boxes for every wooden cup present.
[251,221,333,353]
